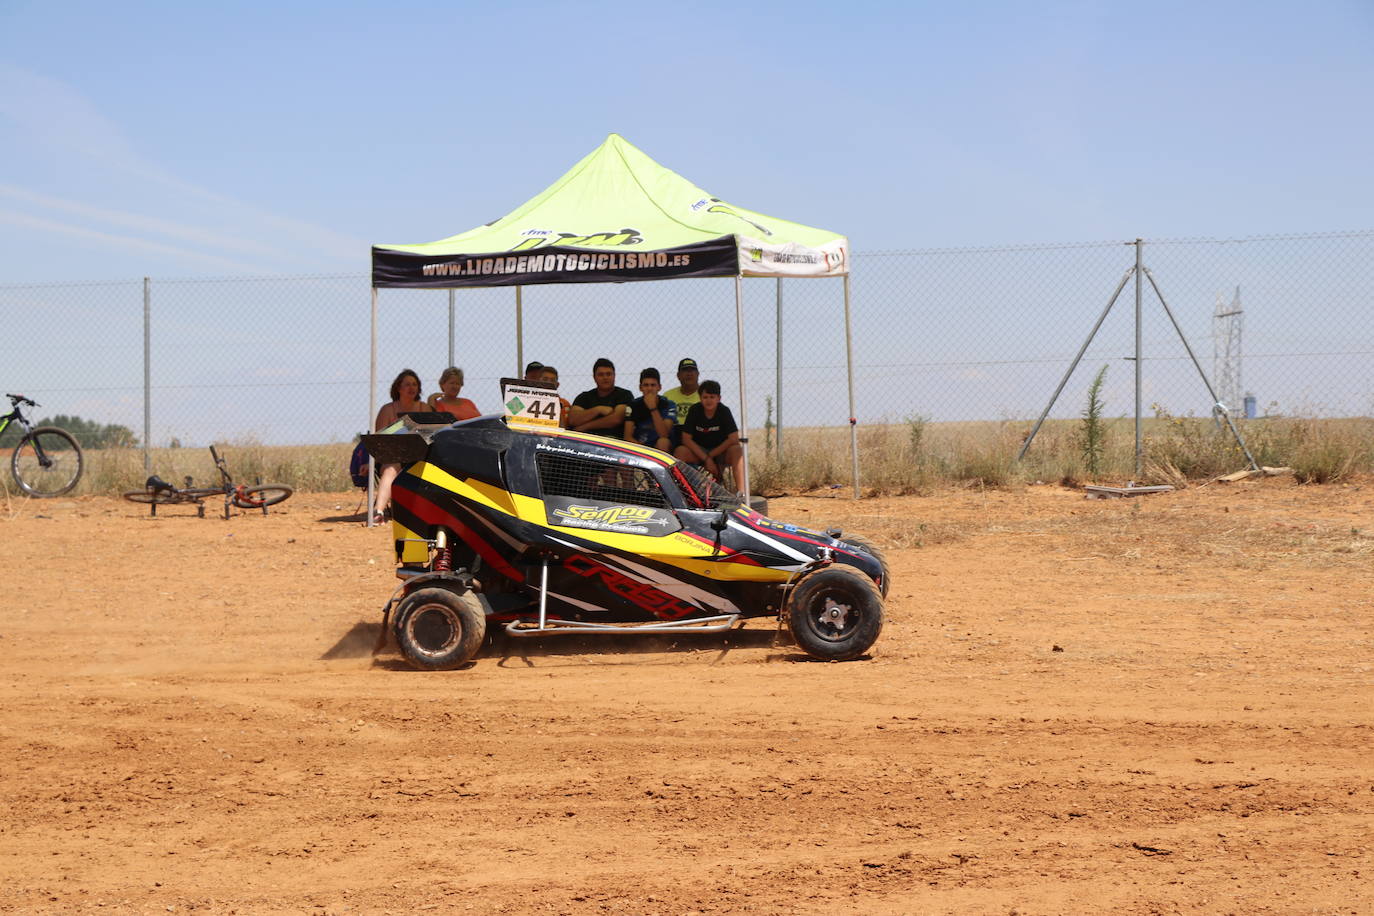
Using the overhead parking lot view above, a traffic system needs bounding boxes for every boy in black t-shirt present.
[675,379,744,488]
[569,357,634,437]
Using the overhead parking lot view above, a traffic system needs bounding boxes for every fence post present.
[448,289,455,368]
[775,277,783,460]
[1133,238,1143,478]
[142,276,151,471]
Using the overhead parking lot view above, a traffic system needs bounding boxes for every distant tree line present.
[0,414,138,449]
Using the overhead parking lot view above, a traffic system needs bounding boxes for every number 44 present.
[527,399,558,420]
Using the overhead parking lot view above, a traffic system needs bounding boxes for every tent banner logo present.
[372,236,741,288]
[692,198,773,237]
[735,240,850,278]
[419,250,692,279]
[509,228,643,252]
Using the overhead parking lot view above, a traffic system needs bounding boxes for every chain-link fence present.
[4,230,1371,461]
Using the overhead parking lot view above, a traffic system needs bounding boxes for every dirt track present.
[2,480,1371,914]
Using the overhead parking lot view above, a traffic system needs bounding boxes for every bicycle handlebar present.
[5,393,37,407]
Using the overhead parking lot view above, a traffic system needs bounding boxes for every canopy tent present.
[368,133,857,517]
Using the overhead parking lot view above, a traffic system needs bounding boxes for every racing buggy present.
[364,415,888,671]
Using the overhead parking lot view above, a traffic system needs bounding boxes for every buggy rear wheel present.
[394,587,487,671]
[786,565,883,661]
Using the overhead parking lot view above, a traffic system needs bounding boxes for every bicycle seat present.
[144,475,175,493]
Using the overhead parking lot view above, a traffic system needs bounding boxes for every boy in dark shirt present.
[569,357,634,437]
[675,379,744,488]
[624,367,677,452]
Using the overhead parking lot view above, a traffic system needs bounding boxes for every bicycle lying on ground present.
[1,393,84,497]
[123,445,293,518]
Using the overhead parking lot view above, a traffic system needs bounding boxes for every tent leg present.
[368,286,378,527]
[515,285,524,377]
[734,275,750,503]
[843,273,859,499]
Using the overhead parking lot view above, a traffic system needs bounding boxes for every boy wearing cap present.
[663,358,701,425]
[624,368,677,452]
[570,358,634,436]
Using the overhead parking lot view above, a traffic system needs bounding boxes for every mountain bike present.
[1,393,84,497]
[123,445,292,518]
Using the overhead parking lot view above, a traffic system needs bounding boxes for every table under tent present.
[368,133,858,521]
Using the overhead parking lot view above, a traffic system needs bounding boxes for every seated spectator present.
[624,367,677,452]
[675,379,744,488]
[372,368,426,522]
[373,368,426,430]
[538,365,572,427]
[663,358,701,427]
[569,358,633,437]
[523,360,545,382]
[427,367,480,420]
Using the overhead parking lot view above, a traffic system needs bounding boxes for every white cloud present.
[0,209,273,273]
[0,63,366,269]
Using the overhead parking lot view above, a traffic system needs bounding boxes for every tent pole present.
[775,277,783,460]
[843,273,859,499]
[368,286,378,528]
[447,289,455,368]
[734,275,751,503]
[515,285,524,376]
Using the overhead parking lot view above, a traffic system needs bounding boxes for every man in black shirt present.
[569,357,634,437]
[675,379,744,488]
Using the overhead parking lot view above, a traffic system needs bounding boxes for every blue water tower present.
[1243,394,1257,419]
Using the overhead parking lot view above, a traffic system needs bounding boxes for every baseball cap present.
[677,358,698,371]
[524,360,544,375]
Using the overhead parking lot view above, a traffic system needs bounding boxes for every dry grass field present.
[1,476,1371,913]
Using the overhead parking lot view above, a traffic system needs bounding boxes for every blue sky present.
[2,0,1371,281]
[1,1,1371,447]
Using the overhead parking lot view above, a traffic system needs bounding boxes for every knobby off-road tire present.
[233,484,293,508]
[786,565,884,661]
[12,427,83,497]
[842,534,891,598]
[394,587,487,671]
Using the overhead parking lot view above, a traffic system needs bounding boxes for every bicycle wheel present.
[12,427,83,497]
[123,489,180,505]
[233,484,293,508]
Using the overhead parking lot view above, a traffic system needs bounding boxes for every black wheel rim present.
[804,586,862,642]
[407,604,460,657]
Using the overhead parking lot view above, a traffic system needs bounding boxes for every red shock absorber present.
[433,528,452,572]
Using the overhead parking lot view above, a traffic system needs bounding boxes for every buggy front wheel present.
[233,484,293,508]
[12,427,83,497]
[786,565,884,661]
[394,587,487,671]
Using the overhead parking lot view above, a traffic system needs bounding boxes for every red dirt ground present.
[1,479,1371,914]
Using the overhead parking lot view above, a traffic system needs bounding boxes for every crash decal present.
[563,554,699,620]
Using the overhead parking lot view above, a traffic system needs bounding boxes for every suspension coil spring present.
[433,528,452,572]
